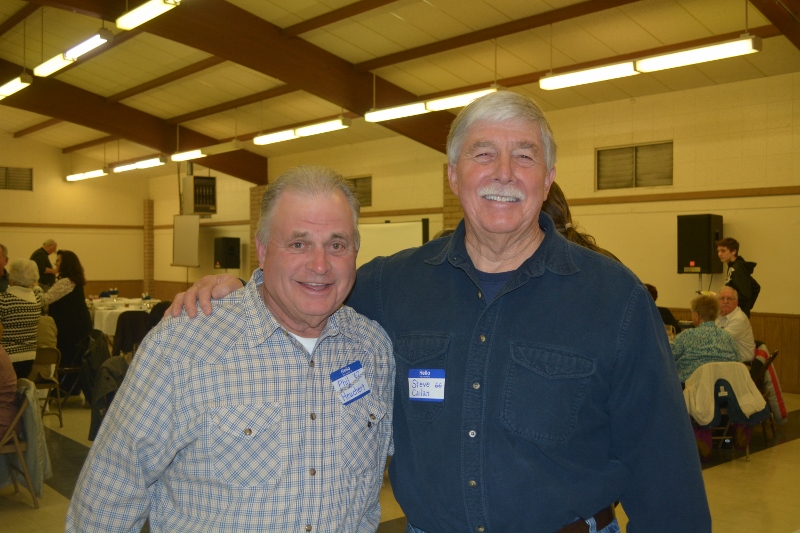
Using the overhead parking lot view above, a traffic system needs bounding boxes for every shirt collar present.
[426,211,580,279]
[241,268,349,348]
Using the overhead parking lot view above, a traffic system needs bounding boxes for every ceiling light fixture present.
[253,129,298,146]
[295,117,351,137]
[365,102,428,123]
[116,0,180,31]
[113,155,168,173]
[635,34,761,72]
[424,87,498,111]
[539,62,639,90]
[171,139,242,162]
[34,28,113,77]
[364,87,499,123]
[0,72,33,100]
[171,149,204,162]
[66,168,108,182]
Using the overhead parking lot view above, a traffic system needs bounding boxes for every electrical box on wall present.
[182,175,217,217]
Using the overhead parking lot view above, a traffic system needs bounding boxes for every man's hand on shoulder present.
[168,274,244,318]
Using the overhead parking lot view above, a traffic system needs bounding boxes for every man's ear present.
[447,164,459,197]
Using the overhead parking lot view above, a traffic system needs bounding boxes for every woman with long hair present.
[541,182,620,261]
[45,250,92,370]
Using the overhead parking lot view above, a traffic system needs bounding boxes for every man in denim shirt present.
[174,92,710,532]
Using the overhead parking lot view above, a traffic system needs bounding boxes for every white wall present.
[549,72,800,314]
[149,164,253,282]
[0,134,148,281]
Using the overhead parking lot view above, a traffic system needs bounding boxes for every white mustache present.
[478,184,526,202]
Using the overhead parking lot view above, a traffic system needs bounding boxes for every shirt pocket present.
[500,344,595,445]
[340,394,389,474]
[394,333,449,422]
[207,403,284,487]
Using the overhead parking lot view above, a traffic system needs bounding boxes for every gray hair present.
[718,286,738,300]
[42,238,56,248]
[256,165,360,250]
[9,259,39,288]
[446,91,557,173]
[0,243,7,259]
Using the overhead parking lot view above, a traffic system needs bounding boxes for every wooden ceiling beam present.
[62,134,119,153]
[166,84,297,125]
[0,57,268,184]
[751,0,800,51]
[13,117,63,138]
[283,0,399,37]
[108,56,225,103]
[355,0,642,72]
[0,4,39,38]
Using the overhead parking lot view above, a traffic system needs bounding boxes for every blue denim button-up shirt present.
[348,212,711,533]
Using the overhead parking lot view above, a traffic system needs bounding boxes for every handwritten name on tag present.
[408,369,445,402]
[330,361,370,405]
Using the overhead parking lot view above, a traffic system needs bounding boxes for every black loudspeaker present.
[214,237,240,269]
[677,214,723,274]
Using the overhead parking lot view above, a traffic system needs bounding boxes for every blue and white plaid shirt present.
[67,268,395,532]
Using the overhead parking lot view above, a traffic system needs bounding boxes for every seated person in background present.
[671,294,739,383]
[0,345,19,438]
[715,286,755,362]
[540,181,620,261]
[644,283,682,336]
[0,259,44,378]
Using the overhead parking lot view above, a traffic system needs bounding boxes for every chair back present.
[750,350,779,392]
[112,311,150,356]
[28,347,61,382]
[0,386,39,508]
[148,301,172,331]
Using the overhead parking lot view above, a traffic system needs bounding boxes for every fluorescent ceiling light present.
[66,168,108,181]
[0,72,32,99]
[65,29,113,60]
[253,129,298,146]
[425,87,498,111]
[636,34,761,73]
[364,103,428,123]
[34,29,113,77]
[539,62,639,90]
[113,156,167,173]
[34,55,73,77]
[296,117,351,137]
[171,149,205,162]
[116,0,180,31]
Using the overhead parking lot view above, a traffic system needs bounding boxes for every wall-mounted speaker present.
[214,237,240,269]
[677,214,723,274]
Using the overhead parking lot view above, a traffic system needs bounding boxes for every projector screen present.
[173,214,200,267]
[357,221,424,267]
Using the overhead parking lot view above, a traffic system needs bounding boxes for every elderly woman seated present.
[671,294,739,383]
[0,259,44,378]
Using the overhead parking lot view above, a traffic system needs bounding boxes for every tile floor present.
[3,394,800,532]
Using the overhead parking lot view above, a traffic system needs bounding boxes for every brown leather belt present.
[556,505,616,533]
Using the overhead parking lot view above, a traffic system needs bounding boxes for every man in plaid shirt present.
[67,166,395,533]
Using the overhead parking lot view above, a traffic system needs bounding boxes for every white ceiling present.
[0,0,798,183]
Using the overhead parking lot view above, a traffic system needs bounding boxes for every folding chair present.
[27,347,63,427]
[750,350,779,442]
[0,390,39,508]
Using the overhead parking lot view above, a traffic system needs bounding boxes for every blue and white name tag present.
[408,369,445,402]
[330,361,370,405]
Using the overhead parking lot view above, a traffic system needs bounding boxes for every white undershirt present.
[288,332,318,354]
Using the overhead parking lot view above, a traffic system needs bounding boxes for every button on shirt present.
[67,268,395,533]
[671,321,740,382]
[347,213,711,533]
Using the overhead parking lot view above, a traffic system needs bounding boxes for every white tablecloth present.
[92,300,159,336]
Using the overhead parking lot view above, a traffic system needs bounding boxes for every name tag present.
[330,361,370,405]
[408,369,445,402]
